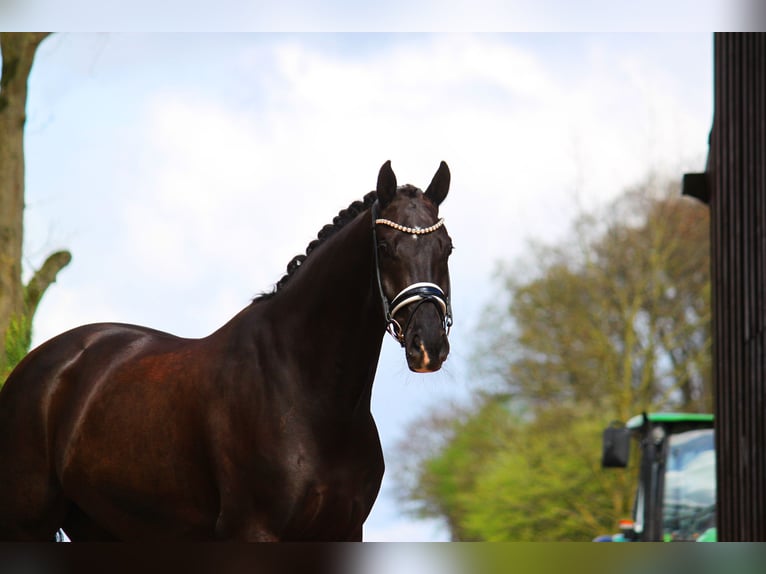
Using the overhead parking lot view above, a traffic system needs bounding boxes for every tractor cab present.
[601,413,716,542]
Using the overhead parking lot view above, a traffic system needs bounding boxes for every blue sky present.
[13,32,714,541]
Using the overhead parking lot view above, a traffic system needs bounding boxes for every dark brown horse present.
[0,161,452,541]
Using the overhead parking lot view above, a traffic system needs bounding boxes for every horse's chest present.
[278,436,384,540]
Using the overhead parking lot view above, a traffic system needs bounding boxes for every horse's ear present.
[376,160,397,207]
[425,161,450,206]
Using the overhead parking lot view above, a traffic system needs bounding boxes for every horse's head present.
[373,160,453,373]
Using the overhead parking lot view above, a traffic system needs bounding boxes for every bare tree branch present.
[24,250,72,319]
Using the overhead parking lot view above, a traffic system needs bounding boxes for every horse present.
[0,161,453,541]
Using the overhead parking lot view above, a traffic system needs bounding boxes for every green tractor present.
[599,413,716,542]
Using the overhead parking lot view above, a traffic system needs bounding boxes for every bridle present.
[371,200,453,346]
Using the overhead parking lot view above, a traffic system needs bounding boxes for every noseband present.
[371,201,453,346]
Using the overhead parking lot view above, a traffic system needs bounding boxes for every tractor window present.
[662,428,716,541]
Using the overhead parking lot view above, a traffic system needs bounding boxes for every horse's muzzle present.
[405,329,450,373]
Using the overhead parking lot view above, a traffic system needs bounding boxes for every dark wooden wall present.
[708,32,766,541]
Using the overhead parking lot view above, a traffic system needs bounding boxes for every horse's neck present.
[234,211,385,407]
[277,210,384,352]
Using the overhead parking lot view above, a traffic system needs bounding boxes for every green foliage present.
[415,399,517,540]
[3,313,31,382]
[395,177,711,540]
[459,403,628,541]
[401,397,632,540]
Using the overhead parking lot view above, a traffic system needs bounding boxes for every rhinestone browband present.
[374,218,445,235]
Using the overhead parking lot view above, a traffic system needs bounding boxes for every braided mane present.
[254,190,381,302]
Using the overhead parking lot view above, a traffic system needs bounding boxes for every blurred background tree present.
[394,175,711,540]
[0,33,71,381]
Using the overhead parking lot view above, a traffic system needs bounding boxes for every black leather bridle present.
[371,200,453,346]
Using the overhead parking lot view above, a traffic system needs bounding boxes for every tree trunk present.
[0,32,71,378]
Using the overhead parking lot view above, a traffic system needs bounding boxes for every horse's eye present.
[377,241,392,257]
